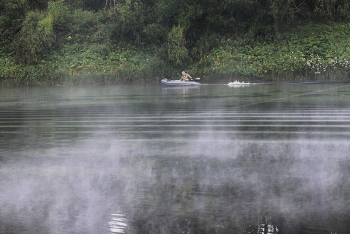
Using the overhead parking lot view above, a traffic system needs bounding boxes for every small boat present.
[161,78,201,86]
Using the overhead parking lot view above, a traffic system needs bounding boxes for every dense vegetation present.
[1,0,350,85]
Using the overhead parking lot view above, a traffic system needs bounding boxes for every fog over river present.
[1,82,350,233]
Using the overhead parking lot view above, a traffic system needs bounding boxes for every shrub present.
[13,10,54,64]
[48,1,70,29]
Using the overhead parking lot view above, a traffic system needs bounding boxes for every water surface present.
[1,83,350,233]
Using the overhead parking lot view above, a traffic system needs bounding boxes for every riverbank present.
[1,21,350,86]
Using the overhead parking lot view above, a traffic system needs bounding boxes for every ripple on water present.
[109,212,128,234]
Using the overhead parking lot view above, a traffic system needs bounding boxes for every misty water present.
[1,82,350,234]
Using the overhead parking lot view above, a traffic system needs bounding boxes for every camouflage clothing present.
[180,72,192,81]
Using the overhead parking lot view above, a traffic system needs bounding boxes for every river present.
[1,82,350,233]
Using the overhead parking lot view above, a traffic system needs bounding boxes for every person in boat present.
[180,71,193,81]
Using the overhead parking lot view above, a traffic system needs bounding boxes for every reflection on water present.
[1,83,350,233]
[109,212,128,233]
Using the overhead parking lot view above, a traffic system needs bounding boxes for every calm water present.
[1,83,350,234]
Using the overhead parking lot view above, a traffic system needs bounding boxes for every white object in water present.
[227,81,250,86]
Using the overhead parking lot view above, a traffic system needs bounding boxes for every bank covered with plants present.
[1,0,350,86]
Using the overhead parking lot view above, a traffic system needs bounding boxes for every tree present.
[48,1,70,29]
[13,10,55,64]
[167,25,189,65]
[27,0,48,10]
[0,0,28,46]
[104,0,116,11]
[64,0,105,10]
[268,0,295,33]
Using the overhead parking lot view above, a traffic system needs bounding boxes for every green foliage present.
[27,0,48,10]
[167,26,189,65]
[111,0,147,45]
[3,0,350,86]
[142,23,167,45]
[63,0,104,10]
[0,54,65,86]
[301,23,350,78]
[268,0,295,32]
[13,10,55,64]
[70,9,96,33]
[0,0,28,46]
[48,1,70,29]
[194,22,350,81]
[65,9,115,44]
[312,0,350,19]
